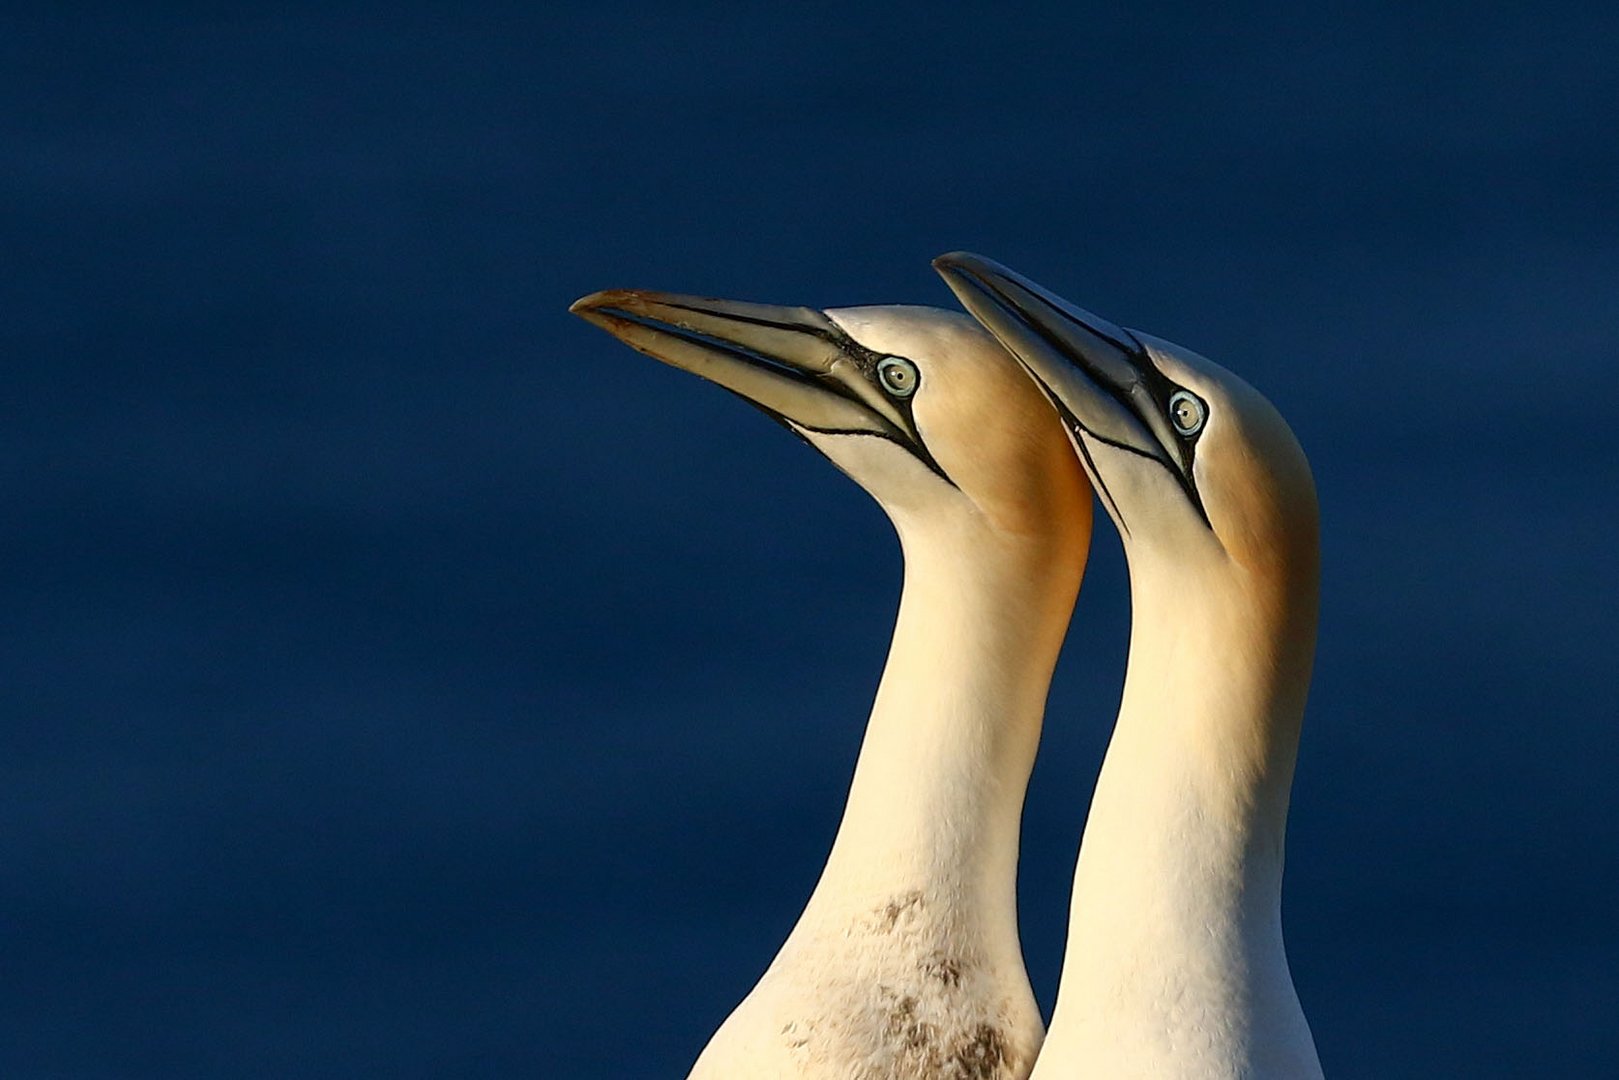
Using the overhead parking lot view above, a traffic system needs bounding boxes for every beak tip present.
[573,286,660,320]
[570,288,646,319]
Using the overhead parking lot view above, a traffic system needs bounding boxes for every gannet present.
[935,253,1325,1079]
[570,288,1093,1079]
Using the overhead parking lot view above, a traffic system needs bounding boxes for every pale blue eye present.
[1169,390,1206,436]
[877,356,918,398]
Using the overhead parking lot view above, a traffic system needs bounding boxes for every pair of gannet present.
[573,252,1323,1079]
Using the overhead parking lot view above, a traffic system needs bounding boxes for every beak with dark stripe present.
[570,289,951,484]
[932,252,1210,531]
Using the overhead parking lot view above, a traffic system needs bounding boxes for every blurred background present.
[4,4,1616,1076]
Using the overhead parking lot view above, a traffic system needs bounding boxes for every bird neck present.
[804,511,1081,928]
[1042,543,1322,1077]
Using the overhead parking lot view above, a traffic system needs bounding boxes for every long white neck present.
[799,510,1079,937]
[1035,542,1323,1079]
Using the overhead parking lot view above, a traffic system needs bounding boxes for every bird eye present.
[1169,390,1206,436]
[877,356,919,398]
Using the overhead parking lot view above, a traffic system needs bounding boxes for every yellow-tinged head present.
[570,289,1091,555]
[933,253,1316,601]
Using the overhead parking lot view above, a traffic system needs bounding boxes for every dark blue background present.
[5,5,1616,1076]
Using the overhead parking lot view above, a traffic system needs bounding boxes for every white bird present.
[571,288,1093,1079]
[936,253,1325,1079]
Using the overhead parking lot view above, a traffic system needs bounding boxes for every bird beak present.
[569,289,917,442]
[932,252,1205,521]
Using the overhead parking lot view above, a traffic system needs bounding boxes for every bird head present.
[570,289,1091,554]
[933,252,1317,598]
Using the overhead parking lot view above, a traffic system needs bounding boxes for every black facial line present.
[1000,287,1170,440]
[618,304,958,490]
[807,426,956,488]
[1019,363,1131,536]
[1121,358,1212,529]
[1070,420,1129,539]
[1127,346,1204,463]
[1029,294,1177,441]
[796,330,953,487]
[603,304,860,407]
[646,299,928,434]
[741,394,958,489]
[653,298,838,337]
[607,305,914,459]
[966,279,1213,530]
[658,303,952,489]
[1012,297,1215,527]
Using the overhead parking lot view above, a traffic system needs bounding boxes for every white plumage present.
[939,252,1325,1079]
[573,291,1092,1079]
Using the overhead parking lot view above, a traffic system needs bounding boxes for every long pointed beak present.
[570,289,904,438]
[931,253,1177,459]
[932,252,1205,521]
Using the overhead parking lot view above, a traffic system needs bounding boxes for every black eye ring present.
[1168,390,1206,436]
[877,356,919,398]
